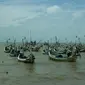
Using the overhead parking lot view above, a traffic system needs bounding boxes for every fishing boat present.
[4,46,10,53]
[48,52,77,62]
[42,49,49,55]
[17,53,35,63]
[9,47,18,57]
[9,51,19,57]
[80,49,85,52]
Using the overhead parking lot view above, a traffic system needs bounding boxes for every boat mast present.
[29,30,32,52]
[30,30,32,43]
[30,30,31,43]
[28,30,29,43]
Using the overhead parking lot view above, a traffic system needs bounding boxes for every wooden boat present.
[18,56,29,63]
[9,49,20,57]
[9,52,18,57]
[17,53,35,63]
[42,49,49,55]
[48,52,77,62]
[4,47,10,53]
[80,49,85,52]
[31,46,40,52]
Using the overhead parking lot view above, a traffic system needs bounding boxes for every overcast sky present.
[0,0,85,42]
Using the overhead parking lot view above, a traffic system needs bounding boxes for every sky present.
[0,0,85,42]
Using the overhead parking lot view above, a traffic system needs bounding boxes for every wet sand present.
[0,43,85,85]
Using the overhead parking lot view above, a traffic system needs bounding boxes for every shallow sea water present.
[0,44,85,85]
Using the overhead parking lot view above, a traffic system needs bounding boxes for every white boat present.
[18,56,29,62]
[48,52,77,62]
[17,53,35,63]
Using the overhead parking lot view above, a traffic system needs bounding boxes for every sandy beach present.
[0,43,85,85]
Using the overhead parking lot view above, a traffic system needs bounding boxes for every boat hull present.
[4,50,10,53]
[49,56,76,62]
[17,56,35,64]
[49,56,68,62]
[4,47,11,53]
[48,52,77,62]
[9,53,17,57]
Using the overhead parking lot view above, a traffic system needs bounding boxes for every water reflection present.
[24,64,35,73]
[69,62,78,72]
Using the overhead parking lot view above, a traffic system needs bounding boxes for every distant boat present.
[48,52,77,62]
[4,46,10,53]
[80,49,85,52]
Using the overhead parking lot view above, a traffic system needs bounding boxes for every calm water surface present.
[0,44,85,85]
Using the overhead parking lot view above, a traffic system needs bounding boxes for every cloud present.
[46,5,61,14]
[72,10,85,19]
[0,1,85,42]
[0,4,46,27]
[71,9,85,23]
